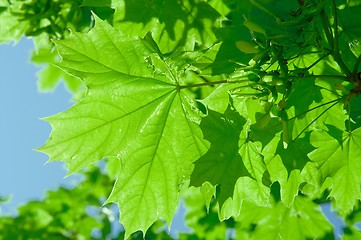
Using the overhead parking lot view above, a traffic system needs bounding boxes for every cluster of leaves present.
[0,0,115,40]
[0,167,178,239]
[0,168,113,239]
[0,0,113,93]
[0,166,336,239]
[0,166,243,240]
[2,0,361,239]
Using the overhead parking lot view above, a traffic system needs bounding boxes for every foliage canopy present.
[1,0,361,239]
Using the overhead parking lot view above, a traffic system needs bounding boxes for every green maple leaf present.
[38,16,209,237]
[308,127,361,214]
[190,106,249,205]
[190,105,269,217]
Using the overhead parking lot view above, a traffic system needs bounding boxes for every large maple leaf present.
[38,16,209,237]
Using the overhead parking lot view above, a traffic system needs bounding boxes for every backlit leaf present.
[38,16,209,237]
[308,127,361,214]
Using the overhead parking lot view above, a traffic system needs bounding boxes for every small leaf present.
[243,20,266,36]
[236,40,259,54]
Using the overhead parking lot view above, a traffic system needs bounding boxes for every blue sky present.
[0,38,80,214]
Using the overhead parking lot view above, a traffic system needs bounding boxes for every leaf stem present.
[320,5,351,75]
[288,97,342,121]
[292,100,340,141]
[334,53,352,76]
[250,98,342,140]
[332,0,339,55]
[320,9,334,51]
[307,53,329,70]
[178,80,228,89]
[289,74,348,81]
[347,102,352,132]
[331,0,352,76]
[181,74,348,91]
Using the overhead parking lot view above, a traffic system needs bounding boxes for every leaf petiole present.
[306,53,330,70]
[287,97,343,122]
[320,8,334,51]
[288,74,348,81]
[320,5,351,75]
[292,100,340,141]
[178,80,228,89]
